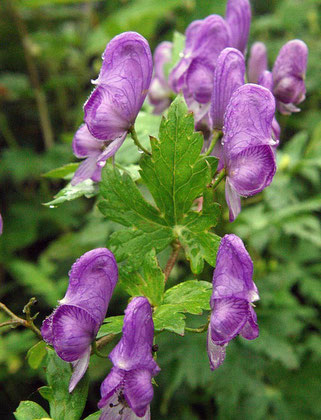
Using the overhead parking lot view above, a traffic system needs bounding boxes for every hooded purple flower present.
[222,84,277,221]
[207,234,259,370]
[98,297,160,420]
[148,41,173,114]
[84,31,152,147]
[272,40,308,115]
[41,248,118,392]
[247,42,268,84]
[225,0,251,54]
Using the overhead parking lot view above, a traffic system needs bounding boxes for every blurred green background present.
[0,0,320,419]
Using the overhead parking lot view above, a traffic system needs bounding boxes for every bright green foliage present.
[97,315,124,338]
[83,412,101,420]
[119,249,165,307]
[44,180,98,207]
[44,348,89,420]
[14,401,50,420]
[42,163,79,180]
[27,341,47,369]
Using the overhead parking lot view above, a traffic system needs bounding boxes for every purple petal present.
[99,367,125,408]
[258,70,273,92]
[240,306,259,340]
[272,40,308,114]
[225,178,241,222]
[223,84,276,155]
[225,0,251,54]
[69,347,91,393]
[41,313,54,344]
[185,59,214,104]
[61,248,118,325]
[247,42,268,83]
[85,32,152,140]
[96,132,127,167]
[210,298,250,345]
[71,155,101,186]
[207,328,227,370]
[211,48,245,130]
[227,144,276,197]
[99,394,150,420]
[51,305,97,362]
[124,369,154,417]
[211,234,258,302]
[153,41,172,84]
[0,213,3,235]
[211,140,224,172]
[72,124,103,158]
[109,297,160,375]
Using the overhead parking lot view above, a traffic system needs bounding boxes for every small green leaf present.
[45,348,88,420]
[153,304,186,335]
[97,315,124,339]
[164,31,185,79]
[38,386,53,402]
[119,249,165,306]
[140,96,211,225]
[14,401,49,420]
[42,163,79,180]
[44,179,98,207]
[27,341,47,369]
[83,412,101,420]
[204,156,219,178]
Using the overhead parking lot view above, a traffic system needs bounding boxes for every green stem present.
[0,111,19,148]
[211,168,226,190]
[204,130,222,157]
[129,126,151,156]
[164,241,181,283]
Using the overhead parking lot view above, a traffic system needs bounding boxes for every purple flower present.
[0,213,2,235]
[41,248,118,392]
[148,41,173,114]
[98,297,160,420]
[247,42,268,83]
[258,71,280,143]
[169,15,230,96]
[222,84,277,221]
[210,47,245,131]
[207,234,259,370]
[84,31,153,147]
[225,0,251,54]
[272,40,308,115]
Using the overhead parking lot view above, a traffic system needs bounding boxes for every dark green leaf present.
[14,401,49,420]
[44,180,98,207]
[42,163,79,180]
[153,304,186,335]
[38,386,53,402]
[45,348,88,420]
[27,341,47,369]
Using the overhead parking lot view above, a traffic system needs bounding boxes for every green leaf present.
[38,386,53,402]
[163,280,212,314]
[119,249,165,306]
[14,401,49,420]
[44,179,98,207]
[42,163,79,180]
[97,315,124,339]
[27,341,47,369]
[45,348,88,420]
[98,165,173,271]
[164,31,186,79]
[140,96,211,225]
[83,412,101,420]
[153,304,186,335]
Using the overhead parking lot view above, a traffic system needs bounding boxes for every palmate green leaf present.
[140,96,212,225]
[14,401,49,420]
[45,348,88,420]
[98,165,174,271]
[119,249,165,306]
[44,179,98,208]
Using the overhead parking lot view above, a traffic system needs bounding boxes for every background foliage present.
[0,0,320,419]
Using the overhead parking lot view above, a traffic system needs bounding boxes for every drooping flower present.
[222,84,277,221]
[83,31,153,145]
[272,39,308,114]
[207,234,259,370]
[41,248,118,392]
[148,41,173,114]
[247,42,268,83]
[225,0,251,54]
[98,297,160,420]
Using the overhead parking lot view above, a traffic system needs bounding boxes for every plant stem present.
[129,126,151,156]
[211,168,226,190]
[204,130,222,157]
[0,111,19,149]
[164,241,181,283]
[0,299,42,339]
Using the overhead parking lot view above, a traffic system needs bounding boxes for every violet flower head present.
[148,41,173,114]
[272,39,308,115]
[225,0,251,54]
[41,248,118,392]
[208,234,259,370]
[169,15,230,96]
[222,84,277,221]
[210,47,245,131]
[247,42,268,83]
[84,31,152,145]
[98,297,160,420]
